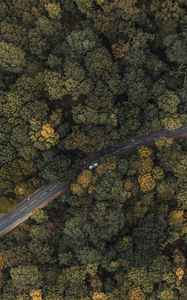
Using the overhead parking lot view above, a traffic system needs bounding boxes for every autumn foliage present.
[0,0,186,299]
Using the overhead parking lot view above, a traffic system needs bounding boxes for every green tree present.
[28,28,49,59]
[175,189,187,210]
[65,28,99,57]
[30,208,49,224]
[0,41,26,73]
[44,70,65,100]
[163,34,187,65]
[85,47,113,77]
[157,90,180,113]
[10,265,43,293]
[29,240,54,264]
[0,21,28,47]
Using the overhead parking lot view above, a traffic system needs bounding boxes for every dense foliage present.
[0,0,186,299]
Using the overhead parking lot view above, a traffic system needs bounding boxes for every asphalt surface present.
[1,124,187,237]
[0,180,68,237]
[79,124,187,170]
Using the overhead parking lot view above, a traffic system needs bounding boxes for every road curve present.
[1,124,187,237]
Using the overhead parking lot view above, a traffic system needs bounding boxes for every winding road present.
[1,124,187,237]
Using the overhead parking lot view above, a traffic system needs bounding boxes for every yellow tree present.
[137,146,156,192]
[128,287,145,300]
[138,174,156,193]
[30,289,42,300]
[92,292,107,300]
[71,169,93,196]
[0,256,4,271]
[30,208,49,224]
[29,120,59,150]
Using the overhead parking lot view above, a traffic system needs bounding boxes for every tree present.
[30,289,42,300]
[44,2,62,20]
[157,90,180,113]
[10,265,43,293]
[61,59,94,101]
[65,28,99,57]
[30,208,49,224]
[132,215,167,265]
[74,0,95,17]
[71,169,93,196]
[138,174,156,192]
[172,154,187,183]
[20,101,49,123]
[175,189,187,210]
[92,292,107,300]
[161,114,182,130]
[157,289,177,300]
[2,91,26,121]
[0,0,187,299]
[0,21,28,47]
[0,41,26,73]
[29,121,59,150]
[128,287,145,300]
[44,71,66,100]
[28,28,49,59]
[93,0,140,38]
[163,34,187,65]
[64,128,89,151]
[29,239,54,264]
[85,47,113,77]
[155,136,173,150]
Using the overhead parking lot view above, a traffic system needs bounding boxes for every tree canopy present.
[0,0,187,299]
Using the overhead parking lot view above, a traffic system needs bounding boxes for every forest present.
[0,0,187,299]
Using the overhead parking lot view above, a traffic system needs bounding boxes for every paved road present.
[1,124,187,237]
[0,180,68,237]
[79,124,187,170]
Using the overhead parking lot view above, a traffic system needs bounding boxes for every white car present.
[88,162,98,170]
